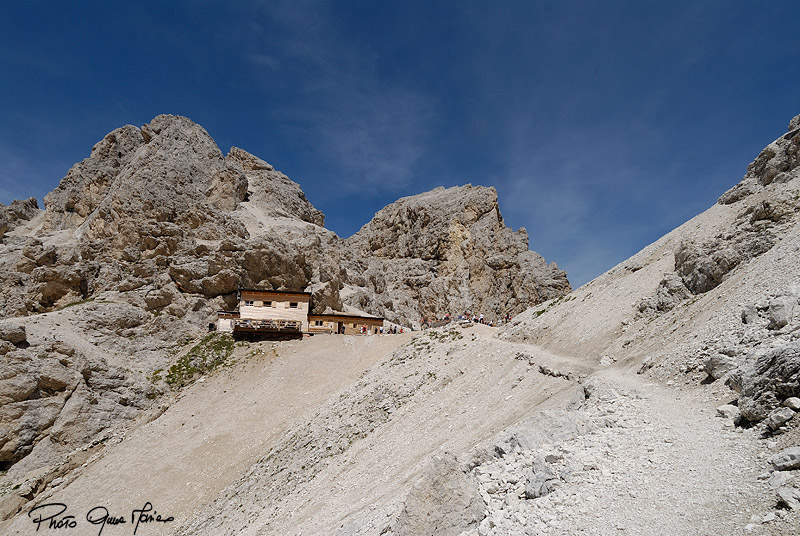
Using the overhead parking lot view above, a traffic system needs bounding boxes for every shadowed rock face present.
[0,114,569,476]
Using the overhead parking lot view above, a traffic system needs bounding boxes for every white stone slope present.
[2,323,794,536]
[0,332,414,535]
[177,325,590,536]
[501,114,800,419]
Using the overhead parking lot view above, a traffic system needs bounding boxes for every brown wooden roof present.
[308,313,385,323]
[239,288,311,298]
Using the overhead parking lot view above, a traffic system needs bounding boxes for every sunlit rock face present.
[345,184,570,324]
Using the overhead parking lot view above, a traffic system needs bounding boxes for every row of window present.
[243,300,300,309]
[312,320,375,328]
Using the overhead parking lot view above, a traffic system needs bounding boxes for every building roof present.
[308,312,385,322]
[238,288,311,297]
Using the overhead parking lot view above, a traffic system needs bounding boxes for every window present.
[315,320,323,326]
[244,300,254,306]
[352,323,357,328]
[289,302,298,309]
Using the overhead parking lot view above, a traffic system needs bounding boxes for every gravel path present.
[470,363,795,536]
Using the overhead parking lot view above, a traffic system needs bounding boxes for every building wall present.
[239,293,310,331]
[309,316,384,335]
[308,319,337,333]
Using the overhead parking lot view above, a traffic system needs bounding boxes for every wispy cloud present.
[240,1,436,197]
[0,142,61,206]
[496,113,682,287]
[246,53,279,70]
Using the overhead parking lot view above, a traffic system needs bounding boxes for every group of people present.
[421,311,513,328]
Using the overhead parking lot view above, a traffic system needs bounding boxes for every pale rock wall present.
[345,185,570,324]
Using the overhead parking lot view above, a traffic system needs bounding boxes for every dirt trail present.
[563,367,773,535]
[474,355,792,535]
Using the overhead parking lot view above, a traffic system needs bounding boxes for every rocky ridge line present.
[0,114,569,487]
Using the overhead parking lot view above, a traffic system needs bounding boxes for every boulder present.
[783,397,800,411]
[391,452,486,536]
[704,353,738,380]
[768,295,796,330]
[771,447,800,471]
[637,273,692,315]
[777,486,800,510]
[741,305,760,324]
[765,407,796,430]
[523,458,559,499]
[0,323,27,345]
[716,404,740,420]
[729,342,800,422]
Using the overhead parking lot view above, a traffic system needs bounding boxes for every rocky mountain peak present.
[347,184,505,260]
[227,146,325,226]
[227,146,274,171]
[43,114,248,241]
[344,184,570,323]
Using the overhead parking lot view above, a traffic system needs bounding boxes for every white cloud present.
[494,113,680,287]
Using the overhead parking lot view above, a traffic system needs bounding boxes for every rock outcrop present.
[0,198,40,241]
[345,185,570,324]
[730,341,800,422]
[226,147,324,226]
[0,310,155,472]
[719,114,800,205]
[391,453,486,536]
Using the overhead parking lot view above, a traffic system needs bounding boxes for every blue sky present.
[1,1,799,287]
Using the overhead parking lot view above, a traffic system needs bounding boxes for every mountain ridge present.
[0,114,569,486]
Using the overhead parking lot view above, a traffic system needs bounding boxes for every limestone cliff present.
[345,185,570,324]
